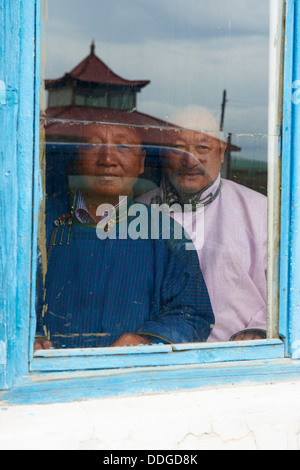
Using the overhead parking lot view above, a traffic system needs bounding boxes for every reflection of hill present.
[224,158,267,195]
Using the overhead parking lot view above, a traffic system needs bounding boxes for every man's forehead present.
[82,124,141,142]
[174,130,216,145]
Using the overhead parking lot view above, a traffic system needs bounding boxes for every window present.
[39,0,271,352]
[1,0,300,404]
[48,88,73,108]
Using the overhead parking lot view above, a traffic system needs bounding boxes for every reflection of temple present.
[44,42,266,195]
[44,42,176,146]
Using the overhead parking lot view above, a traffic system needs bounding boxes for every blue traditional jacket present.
[36,197,214,348]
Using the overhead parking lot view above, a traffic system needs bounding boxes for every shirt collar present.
[74,192,132,225]
[161,173,222,210]
[75,191,97,225]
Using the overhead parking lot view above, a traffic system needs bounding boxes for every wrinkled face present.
[78,124,145,197]
[165,130,226,198]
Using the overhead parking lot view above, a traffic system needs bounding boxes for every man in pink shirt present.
[139,107,267,342]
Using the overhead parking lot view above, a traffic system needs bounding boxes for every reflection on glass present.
[35,0,269,351]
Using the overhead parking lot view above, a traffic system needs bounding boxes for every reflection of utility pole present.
[220,89,227,132]
[220,90,232,180]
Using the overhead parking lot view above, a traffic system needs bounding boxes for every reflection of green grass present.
[230,158,267,172]
[224,158,268,196]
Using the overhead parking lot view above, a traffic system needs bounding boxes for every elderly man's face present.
[165,130,226,197]
[78,124,145,197]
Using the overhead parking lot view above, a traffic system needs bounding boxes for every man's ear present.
[220,141,227,164]
[139,150,146,175]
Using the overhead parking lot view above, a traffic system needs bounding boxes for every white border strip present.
[267,0,285,338]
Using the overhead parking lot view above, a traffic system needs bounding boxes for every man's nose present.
[97,144,118,165]
[180,147,199,168]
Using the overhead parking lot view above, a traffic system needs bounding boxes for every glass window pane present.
[36,0,270,351]
[74,93,85,106]
[48,88,73,107]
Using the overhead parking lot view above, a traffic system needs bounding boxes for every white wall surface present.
[1,380,300,450]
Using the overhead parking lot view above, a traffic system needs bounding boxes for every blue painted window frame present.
[1,0,300,404]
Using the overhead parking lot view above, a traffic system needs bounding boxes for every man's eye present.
[196,145,212,153]
[85,144,100,152]
[173,145,185,151]
[118,145,131,151]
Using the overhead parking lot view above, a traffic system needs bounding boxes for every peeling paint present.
[292,341,300,359]
[0,80,6,105]
[0,342,6,366]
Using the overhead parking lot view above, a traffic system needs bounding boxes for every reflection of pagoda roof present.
[45,48,150,91]
[44,106,172,128]
[43,106,177,146]
[44,43,241,152]
[43,106,241,152]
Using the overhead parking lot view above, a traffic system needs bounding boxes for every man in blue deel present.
[35,123,214,350]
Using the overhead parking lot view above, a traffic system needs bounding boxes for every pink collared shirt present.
[138,175,267,342]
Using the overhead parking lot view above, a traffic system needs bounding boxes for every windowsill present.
[31,339,284,373]
[1,353,300,406]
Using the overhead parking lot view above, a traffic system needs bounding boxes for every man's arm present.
[230,329,267,342]
[111,334,152,347]
[133,238,215,345]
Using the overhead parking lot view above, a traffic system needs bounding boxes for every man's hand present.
[233,332,264,341]
[34,337,53,351]
[111,334,152,347]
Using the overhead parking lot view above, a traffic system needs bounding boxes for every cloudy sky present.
[44,0,270,161]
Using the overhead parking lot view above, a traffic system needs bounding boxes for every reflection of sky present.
[44,0,270,161]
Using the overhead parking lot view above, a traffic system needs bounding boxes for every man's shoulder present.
[221,178,267,207]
